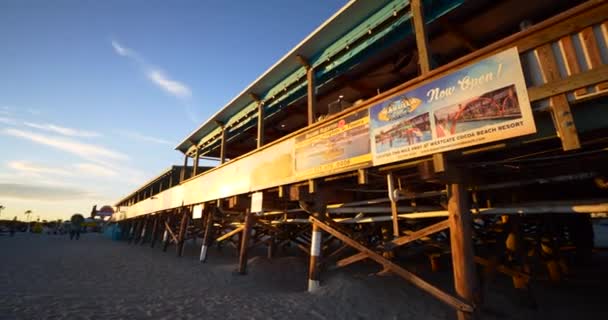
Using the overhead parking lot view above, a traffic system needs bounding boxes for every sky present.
[0,0,348,221]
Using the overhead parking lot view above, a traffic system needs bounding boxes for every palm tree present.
[24,210,32,232]
[0,205,4,219]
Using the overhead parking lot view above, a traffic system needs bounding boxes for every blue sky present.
[0,0,348,221]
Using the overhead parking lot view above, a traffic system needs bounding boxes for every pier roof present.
[175,0,464,156]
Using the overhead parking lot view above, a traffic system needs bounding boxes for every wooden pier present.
[111,1,608,318]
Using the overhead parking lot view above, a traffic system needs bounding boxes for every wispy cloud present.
[75,163,117,177]
[7,160,117,178]
[0,183,93,201]
[117,130,172,145]
[0,106,12,115]
[23,122,100,138]
[147,69,192,99]
[8,161,72,176]
[111,40,133,57]
[3,128,127,162]
[0,116,17,125]
[27,108,42,116]
[111,39,192,100]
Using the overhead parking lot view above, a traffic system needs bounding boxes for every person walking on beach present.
[69,214,84,240]
[9,216,17,237]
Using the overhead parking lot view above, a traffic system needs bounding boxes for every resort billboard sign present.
[369,47,536,166]
[294,109,371,178]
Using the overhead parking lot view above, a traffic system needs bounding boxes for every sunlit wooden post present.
[308,222,322,291]
[176,207,190,257]
[250,93,265,148]
[238,209,254,274]
[200,207,215,262]
[411,0,430,73]
[297,55,316,125]
[216,121,226,164]
[193,145,200,176]
[180,154,189,182]
[387,172,400,237]
[448,184,478,320]
[411,0,446,172]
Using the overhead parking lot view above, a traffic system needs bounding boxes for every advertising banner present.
[294,109,371,178]
[370,47,536,165]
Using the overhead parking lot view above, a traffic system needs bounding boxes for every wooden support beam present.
[387,173,400,237]
[127,220,136,243]
[238,210,255,274]
[336,250,368,269]
[306,67,317,125]
[180,155,188,182]
[132,218,143,244]
[311,216,472,313]
[150,214,160,248]
[432,153,446,173]
[138,215,149,245]
[413,0,448,173]
[530,60,608,101]
[527,63,608,101]
[216,225,245,243]
[411,0,431,74]
[216,121,226,164]
[254,219,282,234]
[308,179,317,194]
[193,146,200,176]
[559,35,590,97]
[163,214,177,252]
[164,221,178,243]
[580,26,608,91]
[448,184,478,320]
[200,208,215,262]
[308,223,322,291]
[535,44,581,151]
[336,219,450,268]
[392,219,450,247]
[357,169,368,185]
[296,54,317,125]
[176,208,190,257]
[257,102,265,148]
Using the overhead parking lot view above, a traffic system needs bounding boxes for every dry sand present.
[1,232,606,319]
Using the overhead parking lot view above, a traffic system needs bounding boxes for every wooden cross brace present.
[336,219,450,268]
[164,221,179,244]
[310,216,472,313]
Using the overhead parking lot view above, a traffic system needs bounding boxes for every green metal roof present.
[175,0,463,155]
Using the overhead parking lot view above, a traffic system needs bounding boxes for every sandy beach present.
[1,233,607,319]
